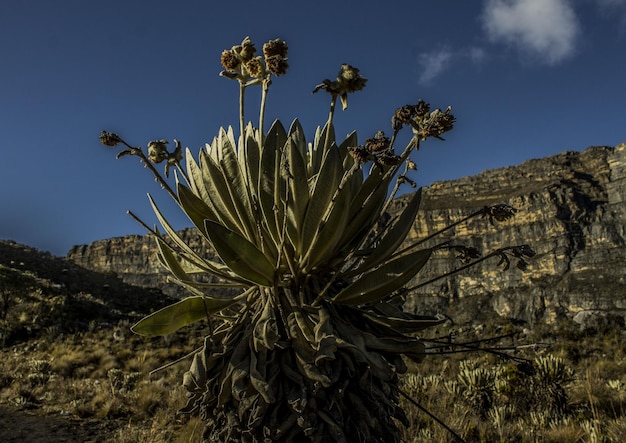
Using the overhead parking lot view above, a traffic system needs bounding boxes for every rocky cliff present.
[67,143,626,325]
[67,229,215,298]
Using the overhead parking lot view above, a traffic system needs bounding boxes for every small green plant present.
[0,265,36,321]
[533,354,574,416]
[101,36,533,442]
[458,360,496,419]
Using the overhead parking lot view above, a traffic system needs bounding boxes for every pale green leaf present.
[287,119,307,161]
[338,169,389,253]
[199,149,245,235]
[185,148,218,216]
[337,130,358,168]
[219,129,256,240]
[349,188,422,275]
[300,145,342,258]
[205,220,275,286]
[331,248,432,305]
[149,195,239,282]
[155,235,191,282]
[285,138,310,253]
[309,122,335,176]
[176,183,216,235]
[244,128,261,196]
[131,296,239,336]
[303,166,356,271]
[258,120,287,245]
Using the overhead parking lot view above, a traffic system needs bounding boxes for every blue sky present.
[1,0,625,256]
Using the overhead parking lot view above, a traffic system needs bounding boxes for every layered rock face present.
[67,229,216,298]
[68,143,626,324]
[400,143,626,325]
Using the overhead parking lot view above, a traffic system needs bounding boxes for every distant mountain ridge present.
[66,143,626,326]
[0,240,176,345]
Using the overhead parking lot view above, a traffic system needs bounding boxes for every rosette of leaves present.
[101,37,527,443]
[140,120,440,442]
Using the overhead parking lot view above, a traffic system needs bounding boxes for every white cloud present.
[417,47,488,84]
[482,0,580,65]
[418,49,453,84]
[468,47,487,64]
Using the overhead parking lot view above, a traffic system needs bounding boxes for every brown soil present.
[0,406,119,443]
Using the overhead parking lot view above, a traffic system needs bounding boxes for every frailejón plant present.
[100,36,533,442]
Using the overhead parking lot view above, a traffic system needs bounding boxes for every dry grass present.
[0,320,204,442]
[2,312,626,442]
[398,322,626,442]
[2,251,626,442]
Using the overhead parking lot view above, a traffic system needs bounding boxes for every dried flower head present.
[376,151,401,167]
[313,64,367,110]
[365,131,390,153]
[511,244,536,258]
[414,99,430,118]
[337,64,367,93]
[412,105,456,141]
[99,131,121,147]
[406,158,417,171]
[348,145,371,164]
[265,55,289,76]
[245,56,265,78]
[147,140,169,164]
[484,204,517,224]
[454,245,482,264]
[391,100,432,132]
[392,105,415,131]
[236,36,256,62]
[496,244,535,271]
[428,106,455,138]
[220,50,240,71]
[263,39,288,58]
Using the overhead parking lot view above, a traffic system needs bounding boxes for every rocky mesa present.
[67,143,626,326]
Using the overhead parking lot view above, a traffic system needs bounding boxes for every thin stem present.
[140,153,179,202]
[404,246,519,293]
[387,127,400,152]
[149,345,204,376]
[115,138,179,203]
[428,332,517,347]
[127,210,157,235]
[389,208,485,261]
[398,389,466,443]
[424,339,532,364]
[239,82,246,142]
[379,157,410,216]
[175,162,191,187]
[147,164,178,202]
[327,94,337,126]
[259,78,270,141]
